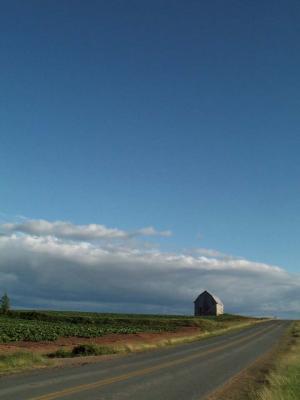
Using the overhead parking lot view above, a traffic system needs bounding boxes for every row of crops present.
[0,311,196,343]
[0,318,159,342]
[0,311,249,343]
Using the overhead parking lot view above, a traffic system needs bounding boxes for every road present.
[0,320,289,400]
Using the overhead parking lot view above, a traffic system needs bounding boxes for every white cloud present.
[136,226,172,237]
[2,219,172,241]
[189,248,236,259]
[0,221,300,316]
[0,219,299,318]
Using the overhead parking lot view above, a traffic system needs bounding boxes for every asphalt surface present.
[0,320,290,400]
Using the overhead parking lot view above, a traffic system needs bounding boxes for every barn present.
[194,291,224,316]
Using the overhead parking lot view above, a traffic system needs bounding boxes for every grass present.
[0,352,50,374]
[253,321,300,400]
[49,344,118,358]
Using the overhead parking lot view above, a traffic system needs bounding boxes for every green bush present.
[71,344,116,356]
[48,348,72,358]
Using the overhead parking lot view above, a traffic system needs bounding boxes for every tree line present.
[0,292,10,314]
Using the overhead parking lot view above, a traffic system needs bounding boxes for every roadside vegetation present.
[0,352,50,374]
[48,343,119,358]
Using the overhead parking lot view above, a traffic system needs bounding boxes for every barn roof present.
[194,290,224,306]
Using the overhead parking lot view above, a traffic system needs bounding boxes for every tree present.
[0,292,10,314]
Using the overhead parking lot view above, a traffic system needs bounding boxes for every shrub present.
[48,348,72,358]
[71,344,116,356]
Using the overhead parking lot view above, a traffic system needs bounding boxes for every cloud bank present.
[0,219,299,318]
[3,219,172,240]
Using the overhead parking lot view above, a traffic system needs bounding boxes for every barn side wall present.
[216,303,224,316]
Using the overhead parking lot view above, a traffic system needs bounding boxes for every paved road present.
[0,320,289,400]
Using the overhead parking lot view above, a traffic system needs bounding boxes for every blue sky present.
[0,1,299,316]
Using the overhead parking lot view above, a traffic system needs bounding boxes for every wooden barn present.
[194,291,224,316]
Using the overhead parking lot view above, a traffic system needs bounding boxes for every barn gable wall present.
[194,291,224,316]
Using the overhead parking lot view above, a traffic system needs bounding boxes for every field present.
[0,310,263,375]
[0,310,254,343]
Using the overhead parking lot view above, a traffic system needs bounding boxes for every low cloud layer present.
[0,219,299,318]
[3,219,172,241]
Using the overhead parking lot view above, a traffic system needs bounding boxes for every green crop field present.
[0,310,254,343]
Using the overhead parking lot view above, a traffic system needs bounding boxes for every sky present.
[1,1,299,318]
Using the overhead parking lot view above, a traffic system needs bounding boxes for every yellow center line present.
[30,322,279,400]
